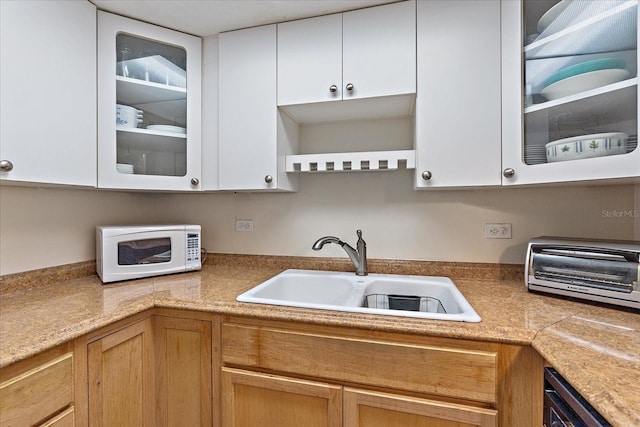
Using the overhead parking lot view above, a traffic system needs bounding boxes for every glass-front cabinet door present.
[502,0,639,185]
[98,12,201,191]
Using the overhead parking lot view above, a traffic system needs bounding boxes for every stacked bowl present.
[545,132,628,163]
[116,104,143,128]
[116,163,134,174]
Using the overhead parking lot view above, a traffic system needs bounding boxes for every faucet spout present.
[312,230,368,276]
[311,236,342,251]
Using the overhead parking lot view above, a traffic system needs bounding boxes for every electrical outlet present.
[484,223,512,239]
[235,219,254,232]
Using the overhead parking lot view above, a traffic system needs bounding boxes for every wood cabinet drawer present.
[0,352,73,426]
[39,407,74,427]
[344,387,497,427]
[222,322,497,403]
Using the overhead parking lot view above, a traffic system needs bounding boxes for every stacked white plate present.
[146,124,186,134]
[116,104,143,128]
[627,135,637,153]
[537,0,572,33]
[524,145,547,165]
[116,163,134,174]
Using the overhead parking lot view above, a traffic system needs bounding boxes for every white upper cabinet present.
[200,36,220,191]
[277,14,343,106]
[218,25,298,191]
[502,0,639,185]
[0,0,96,187]
[277,1,416,124]
[342,2,417,101]
[414,0,502,189]
[97,11,202,191]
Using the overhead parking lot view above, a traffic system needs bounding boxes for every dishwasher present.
[543,367,611,427]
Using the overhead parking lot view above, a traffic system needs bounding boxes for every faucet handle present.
[355,229,367,276]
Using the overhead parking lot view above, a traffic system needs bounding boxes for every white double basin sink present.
[236,269,481,322]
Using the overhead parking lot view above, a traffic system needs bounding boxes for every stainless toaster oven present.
[525,237,639,309]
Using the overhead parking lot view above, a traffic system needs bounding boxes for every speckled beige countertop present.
[1,254,638,426]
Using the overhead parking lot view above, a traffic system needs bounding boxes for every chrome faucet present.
[312,229,368,276]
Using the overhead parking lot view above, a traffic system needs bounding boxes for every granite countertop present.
[1,254,638,426]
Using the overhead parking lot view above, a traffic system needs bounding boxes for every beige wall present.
[1,179,635,276]
[0,186,156,275]
[157,177,635,264]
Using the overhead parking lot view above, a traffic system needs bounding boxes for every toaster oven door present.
[531,250,637,293]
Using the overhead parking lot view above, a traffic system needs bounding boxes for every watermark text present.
[602,209,639,218]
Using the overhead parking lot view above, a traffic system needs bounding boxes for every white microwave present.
[96,225,202,283]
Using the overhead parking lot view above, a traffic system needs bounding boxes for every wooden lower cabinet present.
[0,343,74,427]
[75,311,213,427]
[221,317,544,427]
[154,315,212,426]
[221,367,342,427]
[221,367,497,427]
[344,388,497,427]
[87,317,154,427]
[5,310,542,427]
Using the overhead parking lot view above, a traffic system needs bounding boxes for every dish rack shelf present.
[524,78,637,114]
[285,149,415,173]
[525,0,637,60]
[363,294,447,314]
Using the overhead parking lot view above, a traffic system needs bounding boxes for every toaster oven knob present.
[190,177,199,186]
[503,168,515,178]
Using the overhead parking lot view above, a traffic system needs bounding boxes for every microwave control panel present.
[186,232,201,268]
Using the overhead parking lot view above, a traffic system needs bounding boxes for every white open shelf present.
[116,76,186,103]
[286,150,415,173]
[279,94,415,125]
[117,127,186,153]
[116,76,187,124]
[525,77,637,114]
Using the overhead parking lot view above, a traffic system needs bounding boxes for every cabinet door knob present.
[0,160,14,172]
[421,170,432,181]
[329,85,338,93]
[345,83,354,91]
[190,177,200,186]
[503,168,515,178]
[264,175,273,183]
